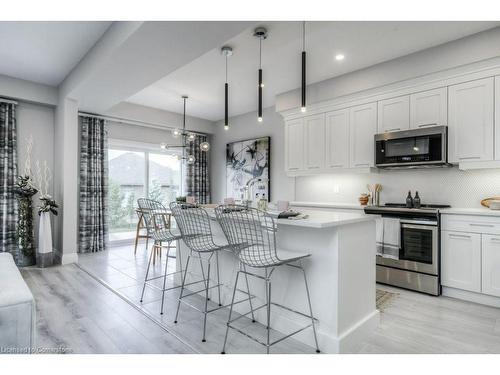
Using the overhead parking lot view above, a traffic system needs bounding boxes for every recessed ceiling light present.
[335,54,345,61]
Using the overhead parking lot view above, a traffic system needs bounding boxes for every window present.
[108,143,182,243]
[148,152,181,207]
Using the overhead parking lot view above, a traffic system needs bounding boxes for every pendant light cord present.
[182,97,186,132]
[302,21,306,51]
[259,38,262,69]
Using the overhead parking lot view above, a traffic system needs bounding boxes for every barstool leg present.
[221,270,240,354]
[202,260,211,342]
[199,257,207,297]
[140,240,155,303]
[242,265,256,322]
[300,264,320,353]
[177,239,183,283]
[174,254,191,324]
[160,240,171,315]
[265,272,272,354]
[216,252,222,306]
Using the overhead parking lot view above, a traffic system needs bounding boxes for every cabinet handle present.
[355,163,369,167]
[469,223,495,228]
[386,128,401,132]
[288,167,299,171]
[448,233,471,239]
[418,123,437,128]
[307,166,320,169]
[489,237,500,242]
[329,164,343,168]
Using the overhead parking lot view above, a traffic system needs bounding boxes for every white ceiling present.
[127,21,500,121]
[0,21,111,86]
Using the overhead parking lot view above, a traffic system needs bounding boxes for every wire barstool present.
[215,204,320,354]
[170,202,254,343]
[137,198,183,315]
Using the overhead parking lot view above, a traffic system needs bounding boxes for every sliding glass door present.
[108,144,181,243]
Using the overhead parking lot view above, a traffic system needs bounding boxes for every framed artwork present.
[226,136,270,202]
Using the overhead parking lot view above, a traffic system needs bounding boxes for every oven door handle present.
[401,223,438,230]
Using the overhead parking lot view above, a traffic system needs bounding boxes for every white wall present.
[16,101,56,251]
[0,74,58,106]
[106,102,215,134]
[211,106,294,204]
[295,169,500,208]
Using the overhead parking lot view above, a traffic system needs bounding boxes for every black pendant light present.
[254,27,267,123]
[221,46,233,131]
[301,21,307,113]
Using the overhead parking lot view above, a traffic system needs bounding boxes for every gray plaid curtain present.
[186,134,211,204]
[79,116,108,253]
[0,102,18,255]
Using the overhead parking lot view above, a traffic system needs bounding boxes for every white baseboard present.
[442,287,500,308]
[61,252,79,265]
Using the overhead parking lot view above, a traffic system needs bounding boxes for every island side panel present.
[337,219,379,353]
[275,224,341,351]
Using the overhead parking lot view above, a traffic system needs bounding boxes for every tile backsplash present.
[295,167,500,208]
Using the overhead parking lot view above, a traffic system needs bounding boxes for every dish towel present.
[376,217,401,260]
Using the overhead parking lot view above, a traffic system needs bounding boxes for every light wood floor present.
[23,243,500,354]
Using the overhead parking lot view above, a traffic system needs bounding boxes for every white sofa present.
[0,252,36,353]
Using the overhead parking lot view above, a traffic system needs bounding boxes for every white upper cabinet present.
[285,118,305,172]
[377,96,410,133]
[481,234,500,297]
[325,109,349,169]
[441,231,481,293]
[409,88,447,129]
[448,78,494,163]
[349,102,377,168]
[495,76,500,161]
[304,114,326,170]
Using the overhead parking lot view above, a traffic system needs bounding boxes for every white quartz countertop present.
[290,201,365,210]
[276,210,373,228]
[440,207,500,217]
[205,208,373,229]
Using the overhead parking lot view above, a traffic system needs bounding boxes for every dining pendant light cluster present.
[160,96,210,165]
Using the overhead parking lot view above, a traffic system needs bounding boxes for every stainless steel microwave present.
[375,126,449,169]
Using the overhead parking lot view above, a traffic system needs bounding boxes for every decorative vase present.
[16,195,36,267]
[37,211,53,268]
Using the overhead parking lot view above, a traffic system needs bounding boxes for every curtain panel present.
[0,102,18,257]
[79,116,108,253]
[186,134,211,204]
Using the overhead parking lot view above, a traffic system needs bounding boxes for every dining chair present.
[134,208,150,254]
[137,198,183,315]
[215,204,320,354]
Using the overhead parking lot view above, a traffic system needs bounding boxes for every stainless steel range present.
[364,203,450,296]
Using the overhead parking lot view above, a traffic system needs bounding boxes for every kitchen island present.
[176,209,378,353]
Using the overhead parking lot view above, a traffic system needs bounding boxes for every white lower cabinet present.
[482,234,500,297]
[441,231,481,293]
